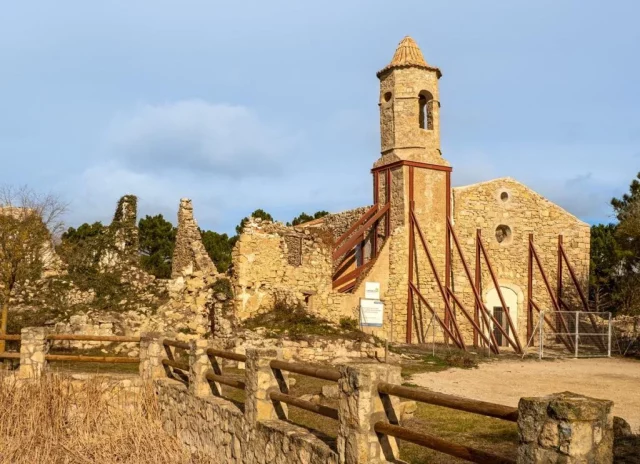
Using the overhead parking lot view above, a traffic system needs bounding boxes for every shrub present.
[339,317,359,331]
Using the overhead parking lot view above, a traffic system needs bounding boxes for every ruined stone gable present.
[171,198,217,279]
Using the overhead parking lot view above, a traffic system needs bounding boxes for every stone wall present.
[152,344,404,464]
[452,177,591,348]
[99,195,142,268]
[224,332,389,365]
[172,198,218,279]
[156,380,338,464]
[302,206,371,241]
[232,218,351,323]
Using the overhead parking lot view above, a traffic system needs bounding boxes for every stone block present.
[517,392,613,463]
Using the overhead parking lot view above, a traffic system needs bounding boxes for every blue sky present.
[1,1,638,234]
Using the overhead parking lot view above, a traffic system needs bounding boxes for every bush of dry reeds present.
[0,372,202,464]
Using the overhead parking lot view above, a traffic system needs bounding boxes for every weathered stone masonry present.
[172,198,218,279]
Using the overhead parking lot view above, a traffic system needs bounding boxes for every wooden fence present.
[1,330,614,463]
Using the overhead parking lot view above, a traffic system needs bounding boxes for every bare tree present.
[0,186,67,351]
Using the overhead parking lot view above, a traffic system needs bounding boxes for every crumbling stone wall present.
[302,206,371,241]
[110,194,139,257]
[100,195,141,268]
[171,198,217,279]
[232,218,351,323]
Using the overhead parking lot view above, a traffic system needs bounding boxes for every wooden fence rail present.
[45,354,139,363]
[269,360,341,382]
[269,390,339,420]
[48,334,140,342]
[162,339,190,350]
[376,381,518,463]
[374,422,516,464]
[162,358,189,371]
[205,370,246,390]
[206,348,247,363]
[377,382,518,422]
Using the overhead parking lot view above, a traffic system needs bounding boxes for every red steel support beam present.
[530,241,574,344]
[478,237,523,354]
[559,244,589,310]
[445,170,451,319]
[557,235,564,336]
[385,168,391,238]
[447,220,510,353]
[530,300,574,352]
[333,205,377,251]
[371,159,453,173]
[372,171,379,258]
[332,204,389,261]
[406,166,415,343]
[412,210,466,350]
[527,234,534,339]
[332,261,372,289]
[559,244,606,352]
[474,229,482,347]
[410,283,463,350]
[530,242,561,312]
[447,289,499,354]
[557,235,563,309]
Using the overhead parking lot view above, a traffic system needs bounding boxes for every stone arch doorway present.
[485,286,519,347]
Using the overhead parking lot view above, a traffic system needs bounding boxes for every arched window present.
[418,91,434,130]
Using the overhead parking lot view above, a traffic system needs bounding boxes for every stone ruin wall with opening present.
[230,209,370,324]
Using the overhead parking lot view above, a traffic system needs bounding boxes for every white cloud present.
[105,100,299,177]
[65,100,374,233]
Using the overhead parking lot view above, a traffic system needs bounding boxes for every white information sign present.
[360,298,384,328]
[364,282,381,300]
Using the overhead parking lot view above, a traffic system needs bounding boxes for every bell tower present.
[372,37,452,343]
[376,36,448,168]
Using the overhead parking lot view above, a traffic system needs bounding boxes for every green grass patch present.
[400,403,518,463]
[242,299,379,344]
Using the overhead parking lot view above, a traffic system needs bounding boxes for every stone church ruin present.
[2,37,600,358]
[227,36,593,355]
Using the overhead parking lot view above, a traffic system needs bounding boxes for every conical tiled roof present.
[377,36,441,78]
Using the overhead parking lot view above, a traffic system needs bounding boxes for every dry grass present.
[0,373,198,464]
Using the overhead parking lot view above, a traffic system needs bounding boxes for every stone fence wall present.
[225,333,388,365]
[15,328,618,463]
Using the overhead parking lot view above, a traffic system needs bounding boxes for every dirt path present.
[411,357,640,431]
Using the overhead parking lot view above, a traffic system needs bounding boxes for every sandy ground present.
[411,357,640,431]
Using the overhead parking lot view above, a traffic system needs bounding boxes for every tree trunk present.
[0,292,9,353]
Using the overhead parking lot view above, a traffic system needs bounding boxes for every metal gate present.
[532,310,612,359]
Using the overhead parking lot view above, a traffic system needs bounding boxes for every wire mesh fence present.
[534,310,612,359]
